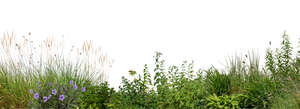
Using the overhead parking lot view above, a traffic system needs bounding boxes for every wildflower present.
[52,89,57,95]
[34,93,39,99]
[81,87,86,92]
[48,94,52,99]
[30,89,33,94]
[73,84,78,90]
[59,94,65,101]
[29,101,32,105]
[38,81,41,88]
[69,80,73,85]
[43,96,48,102]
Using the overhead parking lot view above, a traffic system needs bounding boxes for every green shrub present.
[80,82,115,109]
[116,64,156,109]
[169,79,207,109]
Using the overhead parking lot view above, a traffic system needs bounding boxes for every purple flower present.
[38,81,41,88]
[81,87,86,92]
[52,89,57,95]
[48,94,52,99]
[59,94,65,101]
[29,101,32,105]
[69,80,73,85]
[30,89,33,94]
[34,93,39,99]
[73,84,78,90]
[43,96,48,102]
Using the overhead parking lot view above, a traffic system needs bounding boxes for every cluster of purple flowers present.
[29,80,86,104]
[69,80,86,92]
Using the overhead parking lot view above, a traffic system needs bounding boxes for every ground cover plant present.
[0,31,300,108]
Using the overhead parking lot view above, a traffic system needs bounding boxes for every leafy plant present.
[80,82,115,109]
[205,94,247,109]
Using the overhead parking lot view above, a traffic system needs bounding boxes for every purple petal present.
[81,87,86,92]
[69,80,73,85]
[52,89,57,95]
[34,93,39,99]
[30,89,33,94]
[73,84,78,90]
[59,94,65,101]
[43,96,48,102]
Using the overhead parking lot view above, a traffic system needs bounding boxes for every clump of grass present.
[0,31,112,108]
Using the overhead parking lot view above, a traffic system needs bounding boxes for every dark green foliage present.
[80,82,115,109]
[242,76,279,108]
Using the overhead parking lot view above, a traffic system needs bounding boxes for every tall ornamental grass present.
[0,32,113,108]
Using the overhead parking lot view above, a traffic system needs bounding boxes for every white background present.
[1,0,300,88]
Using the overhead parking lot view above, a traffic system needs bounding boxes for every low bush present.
[80,82,115,109]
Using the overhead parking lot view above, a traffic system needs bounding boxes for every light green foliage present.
[205,94,248,109]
